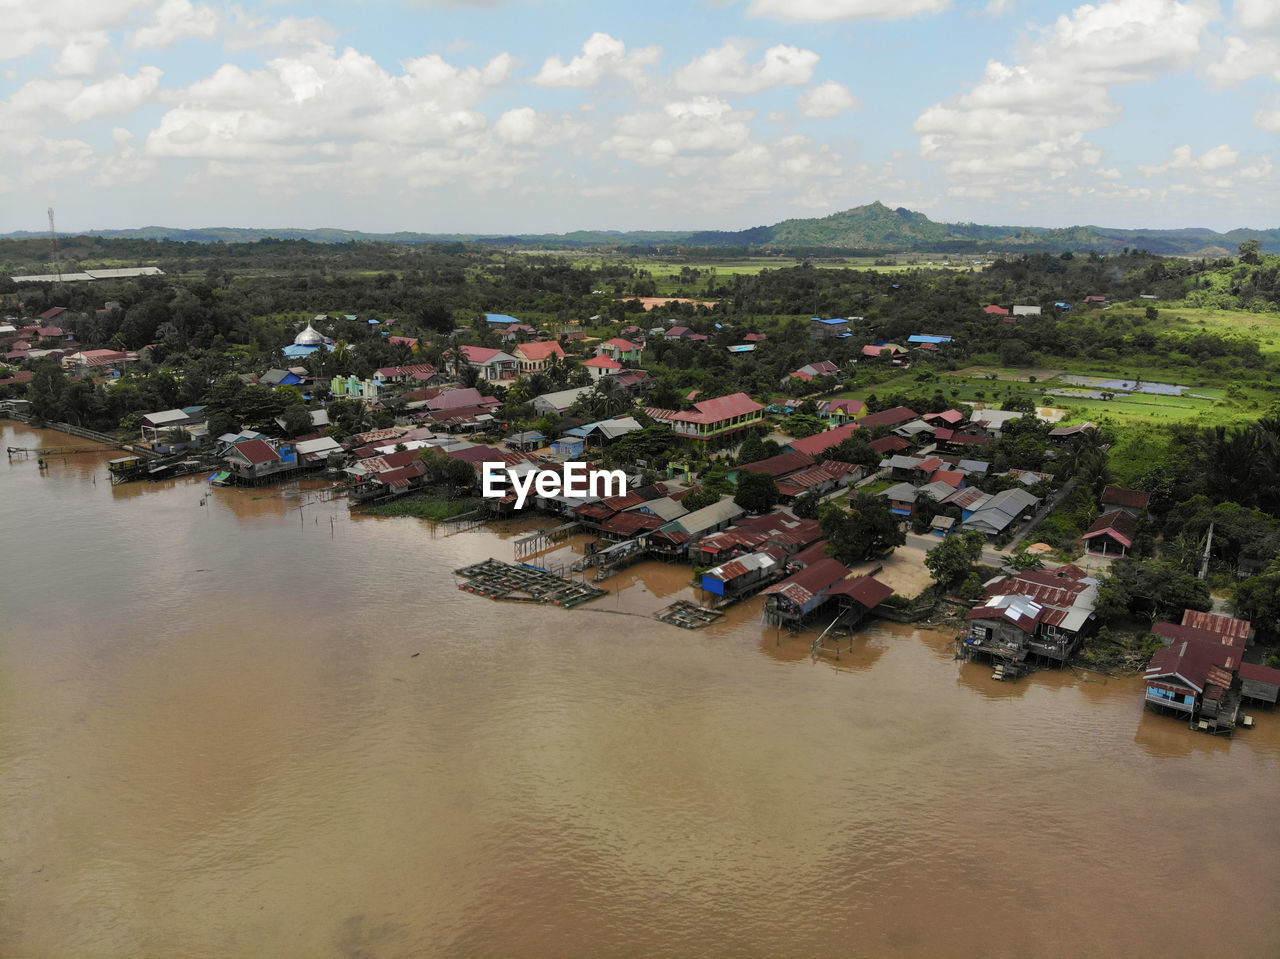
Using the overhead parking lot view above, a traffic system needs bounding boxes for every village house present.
[762,558,893,634]
[961,487,1040,537]
[583,355,623,381]
[1100,486,1151,517]
[787,422,861,458]
[809,317,851,340]
[513,340,565,373]
[787,360,841,384]
[857,406,917,430]
[701,551,786,606]
[963,565,1099,678]
[1144,638,1250,734]
[61,348,135,373]
[819,398,867,423]
[644,498,747,560]
[861,342,907,360]
[532,386,593,418]
[688,511,823,567]
[1083,510,1137,556]
[220,437,301,486]
[457,345,519,382]
[668,392,765,445]
[596,337,644,363]
[374,363,438,386]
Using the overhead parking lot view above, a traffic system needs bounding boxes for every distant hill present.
[4,202,1277,254]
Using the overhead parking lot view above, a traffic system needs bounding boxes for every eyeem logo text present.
[482,462,627,510]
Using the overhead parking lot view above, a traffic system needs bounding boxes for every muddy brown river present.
[2,423,1278,958]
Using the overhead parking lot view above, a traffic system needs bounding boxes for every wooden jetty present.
[513,522,581,561]
[9,444,112,458]
[655,600,723,630]
[454,559,607,609]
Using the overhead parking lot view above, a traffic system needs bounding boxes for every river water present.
[2,423,1278,958]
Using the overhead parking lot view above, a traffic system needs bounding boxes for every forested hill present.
[3,201,1277,254]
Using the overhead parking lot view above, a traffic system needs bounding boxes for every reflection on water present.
[2,423,1279,959]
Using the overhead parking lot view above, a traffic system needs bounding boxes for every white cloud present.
[533,33,660,88]
[5,68,163,125]
[675,43,818,94]
[601,97,754,165]
[226,11,339,52]
[1,0,148,60]
[493,107,576,146]
[1256,101,1280,132]
[130,0,218,50]
[54,36,111,77]
[1137,143,1239,176]
[747,0,949,21]
[798,81,861,117]
[914,0,1218,200]
[92,127,157,187]
[1237,0,1280,31]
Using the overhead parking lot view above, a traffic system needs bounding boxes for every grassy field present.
[1109,304,1280,356]
[359,494,480,520]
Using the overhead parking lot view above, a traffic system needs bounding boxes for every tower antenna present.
[47,207,62,284]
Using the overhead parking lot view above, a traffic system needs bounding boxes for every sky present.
[2,0,1277,236]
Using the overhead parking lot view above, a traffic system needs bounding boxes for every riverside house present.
[962,565,1098,679]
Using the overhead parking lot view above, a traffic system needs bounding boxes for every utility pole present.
[47,207,62,285]
[1198,522,1214,581]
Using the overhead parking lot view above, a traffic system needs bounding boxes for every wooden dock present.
[655,600,723,630]
[454,559,607,608]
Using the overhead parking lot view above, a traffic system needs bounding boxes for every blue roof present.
[485,312,521,324]
[908,334,953,344]
[811,317,848,325]
[727,344,755,353]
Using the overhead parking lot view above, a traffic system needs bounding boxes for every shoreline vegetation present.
[3,233,1279,683]
[358,493,482,520]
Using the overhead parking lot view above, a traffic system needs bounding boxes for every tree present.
[734,471,779,514]
[279,405,314,437]
[819,495,905,565]
[1239,239,1262,266]
[924,531,987,589]
[793,490,822,519]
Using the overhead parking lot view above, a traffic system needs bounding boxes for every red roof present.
[1239,662,1280,686]
[515,341,565,362]
[738,450,814,478]
[823,398,866,417]
[789,422,860,457]
[601,511,666,536]
[859,406,917,428]
[867,435,909,454]
[1146,638,1245,692]
[228,438,280,465]
[1151,622,1246,648]
[39,307,67,320]
[922,409,964,425]
[744,332,767,342]
[929,469,966,488]
[983,305,1010,315]
[1083,510,1136,547]
[584,355,623,369]
[762,558,850,605]
[826,576,894,610]
[673,392,764,424]
[461,345,509,364]
[603,337,641,352]
[1101,486,1150,510]
[1180,609,1252,642]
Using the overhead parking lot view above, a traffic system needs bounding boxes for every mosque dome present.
[294,324,324,346]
